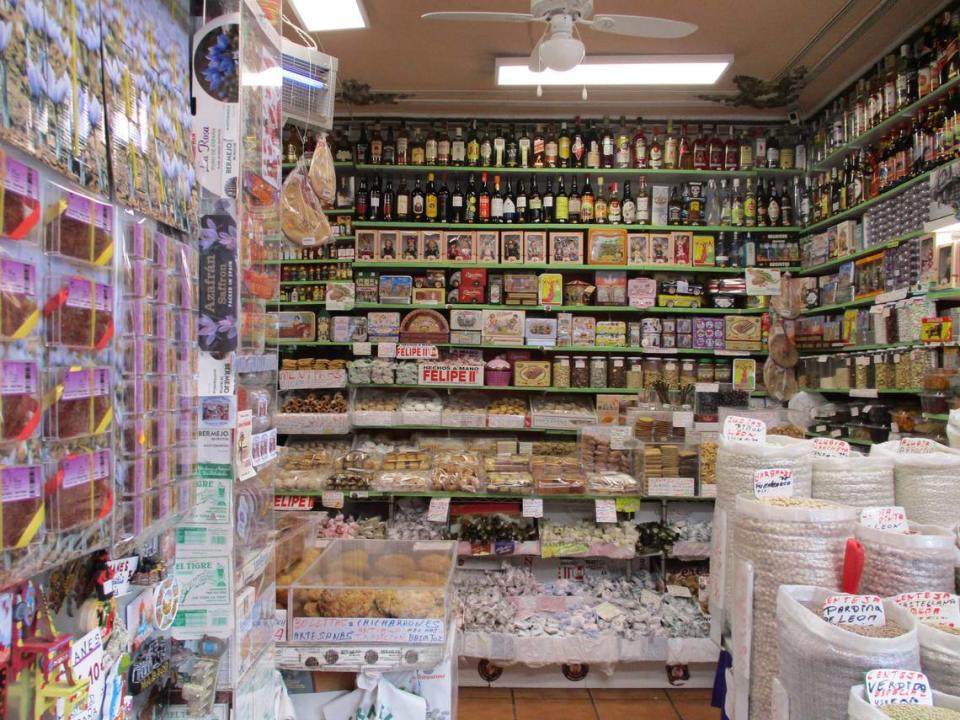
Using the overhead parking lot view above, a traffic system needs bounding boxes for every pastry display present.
[432,452,484,492]
[280,391,348,414]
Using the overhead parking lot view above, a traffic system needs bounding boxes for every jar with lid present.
[680,359,696,386]
[909,347,935,389]
[893,350,912,390]
[627,358,644,388]
[853,354,871,389]
[552,356,571,388]
[663,359,680,388]
[817,356,834,389]
[832,356,851,389]
[572,356,590,388]
[590,356,608,388]
[715,359,732,384]
[608,357,627,388]
[642,357,663,388]
[873,352,892,390]
[696,359,714,383]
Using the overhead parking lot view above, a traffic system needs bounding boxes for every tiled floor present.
[458,687,718,720]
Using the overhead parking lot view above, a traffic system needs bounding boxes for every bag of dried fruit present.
[870,441,960,527]
[848,683,960,719]
[856,522,959,598]
[887,599,960,696]
[812,452,895,507]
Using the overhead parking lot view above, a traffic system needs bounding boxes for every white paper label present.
[850,388,879,398]
[893,592,960,627]
[695,383,720,393]
[723,415,767,444]
[640,589,661,607]
[377,342,397,358]
[860,506,909,533]
[673,411,695,429]
[812,438,850,458]
[609,427,633,450]
[352,342,372,356]
[753,468,794,498]
[899,437,935,454]
[427,497,450,523]
[667,584,693,598]
[106,556,140,597]
[321,491,344,509]
[865,669,933,707]
[595,499,617,523]
[821,594,886,626]
[522,498,544,518]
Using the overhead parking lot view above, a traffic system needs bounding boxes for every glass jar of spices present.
[663,359,680,388]
[627,358,644,388]
[715,359,732,384]
[572,356,590,388]
[642,357,663,388]
[696,359,714,383]
[590,357,608,388]
[552,356,571,388]
[608,357,627,388]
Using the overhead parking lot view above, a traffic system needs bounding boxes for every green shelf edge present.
[810,387,923,395]
[352,260,785,274]
[265,258,354,265]
[350,423,578,434]
[350,163,803,179]
[353,220,802,234]
[798,230,928,276]
[272,340,766,355]
[922,412,951,421]
[805,431,875,447]
[274,489,716,502]
[351,302,766,315]
[349,383,770,395]
[801,296,882,315]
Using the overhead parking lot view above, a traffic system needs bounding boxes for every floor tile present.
[671,704,720,720]
[513,688,591,700]
[594,699,679,720]
[591,688,670,701]
[457,696,515,720]
[667,688,714,701]
[459,686,512,699]
[515,695,597,720]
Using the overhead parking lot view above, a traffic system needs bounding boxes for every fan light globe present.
[538,33,585,72]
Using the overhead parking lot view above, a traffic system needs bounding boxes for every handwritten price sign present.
[821,594,885,627]
[753,468,794,499]
[723,415,766,444]
[893,592,960,627]
[812,437,850,458]
[860,506,909,533]
[865,669,933,707]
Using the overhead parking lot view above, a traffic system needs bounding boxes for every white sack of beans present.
[812,453,895,507]
[871,441,960,527]
[848,684,960,720]
[886,601,960,697]
[711,435,813,633]
[857,522,959,598]
[776,585,920,720]
[733,498,858,720]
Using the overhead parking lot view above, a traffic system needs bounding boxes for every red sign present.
[417,363,484,386]
[274,495,314,511]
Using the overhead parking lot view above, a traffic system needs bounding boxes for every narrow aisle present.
[458,688,719,720]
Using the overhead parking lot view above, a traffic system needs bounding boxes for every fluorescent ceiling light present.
[496,54,732,86]
[291,0,367,32]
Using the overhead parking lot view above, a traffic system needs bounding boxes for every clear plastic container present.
[627,358,643,388]
[46,449,111,533]
[552,356,571,388]
[643,357,663,388]
[590,357,608,388]
[714,359,732,383]
[0,464,43,549]
[572,356,590,388]
[0,257,39,340]
[696,359,714,383]
[45,275,114,350]
[0,360,40,444]
[44,185,114,266]
[608,357,626,388]
[663,359,680,388]
[44,367,112,440]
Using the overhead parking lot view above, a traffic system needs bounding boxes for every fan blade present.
[421,11,537,23]
[587,14,697,38]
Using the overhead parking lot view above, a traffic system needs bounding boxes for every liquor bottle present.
[615,116,631,168]
[506,125,519,168]
[767,181,780,226]
[451,126,466,165]
[754,129,767,167]
[383,125,396,165]
[594,177,608,223]
[705,178,720,226]
[601,116,615,168]
[411,128,425,165]
[586,121,601,168]
[493,126,506,167]
[724,126,739,170]
[621,181,637,224]
[411,177,425,220]
[425,126,438,165]
[708,125,724,170]
[743,178,757,227]
[542,178,555,222]
[779,134,795,170]
[396,177,410,220]
[516,178,528,222]
[490,175,504,222]
[568,176,581,223]
[883,54,897,119]
[896,44,916,110]
[743,233,757,267]
[367,175,381,220]
[794,133,807,171]
[719,178,733,225]
[480,126,493,167]
[424,173,438,221]
[692,124,708,170]
[518,125,532,168]
[451,177,464,222]
[633,120,648,168]
[437,177,450,222]
[396,121,409,164]
[755,179,768,227]
[766,132,780,168]
[503,177,517,223]
[370,124,384,164]
[679,183,691,225]
[558,121,572,167]
[678,123,692,169]
[554,176,569,223]
[334,130,351,162]
[716,232,729,267]
[464,174,479,222]
[781,183,794,227]
[528,176,543,223]
[437,124,451,165]
[738,129,753,169]
[355,176,369,218]
[729,232,742,268]
[799,177,811,226]
[467,121,480,166]
[533,124,546,168]
[382,178,395,220]
[580,176,595,223]
[636,177,650,225]
[478,172,491,222]
[545,124,559,167]
[830,166,841,215]
[667,185,682,225]
[664,121,678,169]
[649,128,663,169]
[608,182,622,224]
[572,118,586,168]
[355,123,370,164]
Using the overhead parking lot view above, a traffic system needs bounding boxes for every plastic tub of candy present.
[400,390,443,425]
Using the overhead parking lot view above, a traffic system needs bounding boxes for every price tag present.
[893,592,960,627]
[830,429,843,438]
[321,491,344,509]
[522,498,543,518]
[677,280,690,294]
[609,426,633,450]
[865,669,933,707]
[496,441,517,456]
[695,383,720,393]
[518,442,533,455]
[427,497,450,522]
[812,437,850,458]
[753,468,794,498]
[595,499,617,523]
[723,415,767,444]
[899,437,936,454]
[667,584,693,598]
[673,411,694,429]
[860,506,909,533]
[352,342,372,356]
[815,424,827,433]
[615,497,641,513]
[378,342,397,358]
[397,344,439,360]
[821,594,886,626]
[850,388,879,398]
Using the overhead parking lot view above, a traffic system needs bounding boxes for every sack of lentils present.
[776,585,920,720]
[711,435,813,635]
[870,441,960,527]
[812,453,895,507]
[856,522,959,598]
[887,599,960,696]
[733,497,858,720]
[848,684,960,719]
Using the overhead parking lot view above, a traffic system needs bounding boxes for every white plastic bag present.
[871,440,960,527]
[886,601,960,696]
[811,453,895,507]
[777,585,920,720]
[848,684,960,719]
[856,522,958,597]
[322,673,427,720]
[947,408,960,449]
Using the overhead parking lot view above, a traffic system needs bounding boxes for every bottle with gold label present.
[425,173,438,221]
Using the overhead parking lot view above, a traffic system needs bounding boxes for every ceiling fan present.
[422,0,698,73]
